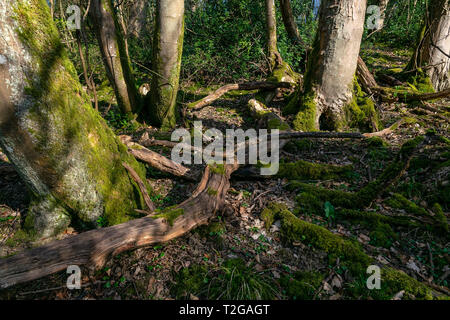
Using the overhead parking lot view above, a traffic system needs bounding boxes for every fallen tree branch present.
[187,81,293,110]
[0,163,239,289]
[122,162,155,212]
[372,87,450,103]
[363,119,404,137]
[120,137,200,182]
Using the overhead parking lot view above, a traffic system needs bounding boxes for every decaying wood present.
[356,56,378,94]
[363,119,404,137]
[122,162,155,212]
[0,163,239,289]
[121,138,200,182]
[187,82,293,110]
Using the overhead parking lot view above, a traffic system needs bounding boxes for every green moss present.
[293,92,318,131]
[207,187,218,196]
[151,206,184,226]
[369,223,397,248]
[208,163,226,175]
[11,0,151,234]
[264,203,371,275]
[367,136,389,148]
[408,69,435,94]
[267,118,290,130]
[261,202,288,230]
[346,267,436,300]
[381,268,434,300]
[278,160,353,181]
[343,78,381,132]
[385,193,429,216]
[286,137,425,212]
[431,203,448,233]
[280,271,324,300]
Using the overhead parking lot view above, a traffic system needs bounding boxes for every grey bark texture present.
[0,0,147,240]
[91,0,139,114]
[146,0,185,129]
[298,0,367,130]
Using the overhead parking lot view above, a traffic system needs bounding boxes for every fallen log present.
[0,163,239,289]
[187,81,293,110]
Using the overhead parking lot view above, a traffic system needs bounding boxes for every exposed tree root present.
[0,163,239,289]
[187,81,293,110]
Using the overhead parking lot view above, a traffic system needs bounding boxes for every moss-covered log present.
[146,0,185,130]
[0,0,149,239]
[91,0,139,114]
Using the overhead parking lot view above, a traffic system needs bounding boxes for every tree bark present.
[0,0,148,239]
[146,0,185,130]
[0,163,239,289]
[378,0,389,30]
[356,56,378,94]
[407,0,450,91]
[265,0,282,70]
[279,0,304,46]
[294,0,367,131]
[91,0,139,114]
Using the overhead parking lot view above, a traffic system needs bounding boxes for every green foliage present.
[280,271,324,300]
[173,258,279,300]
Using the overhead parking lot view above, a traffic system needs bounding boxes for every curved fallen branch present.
[0,163,239,289]
[187,81,293,110]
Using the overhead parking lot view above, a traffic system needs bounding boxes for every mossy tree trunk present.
[146,0,184,130]
[407,0,450,91]
[0,0,149,240]
[91,0,139,114]
[293,0,367,131]
[261,0,298,104]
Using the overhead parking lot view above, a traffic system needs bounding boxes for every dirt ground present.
[0,47,448,300]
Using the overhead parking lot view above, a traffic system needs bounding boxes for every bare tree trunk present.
[408,0,450,91]
[128,0,149,39]
[91,0,139,114]
[378,0,389,30]
[279,0,302,45]
[146,0,184,130]
[0,0,148,239]
[265,0,282,70]
[293,0,367,131]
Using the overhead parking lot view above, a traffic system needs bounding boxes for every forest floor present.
[0,46,449,300]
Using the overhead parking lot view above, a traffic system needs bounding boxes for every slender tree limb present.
[122,162,155,212]
[187,82,293,110]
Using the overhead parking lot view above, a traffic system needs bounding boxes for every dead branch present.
[372,87,450,103]
[363,119,404,137]
[122,162,155,212]
[187,81,293,110]
[0,163,239,289]
[124,141,200,182]
[356,56,378,94]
